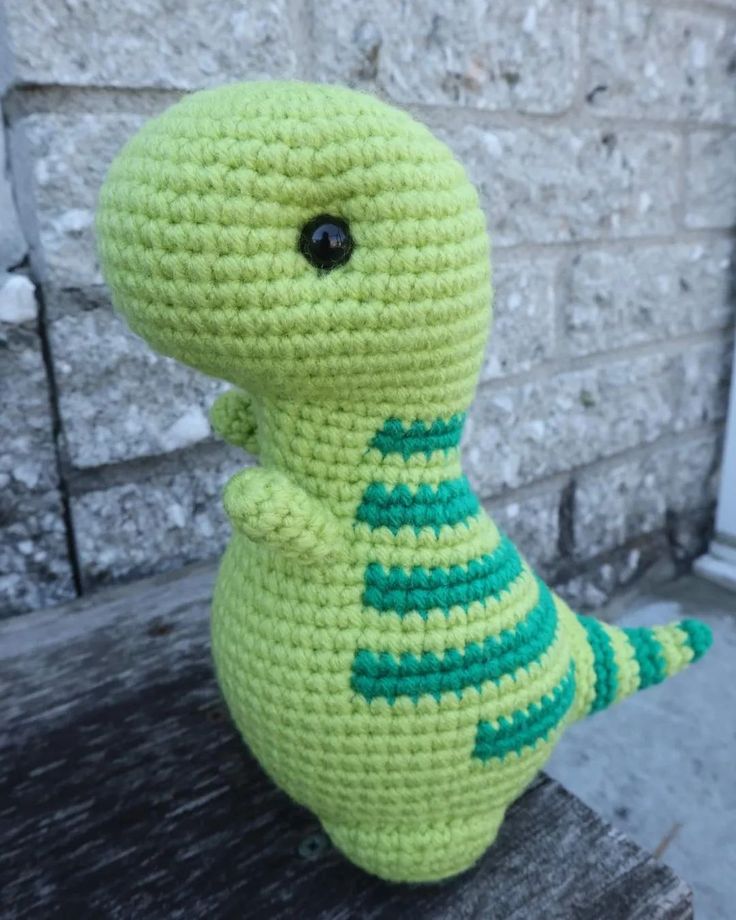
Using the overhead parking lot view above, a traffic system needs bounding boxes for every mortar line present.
[5,82,736,135]
[491,227,736,259]
[30,281,83,595]
[65,438,242,496]
[480,325,733,394]
[657,0,736,17]
[1,96,83,596]
[546,519,711,597]
[478,420,722,508]
[414,103,736,136]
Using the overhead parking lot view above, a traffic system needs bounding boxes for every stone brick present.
[3,0,298,90]
[483,487,562,572]
[0,497,75,617]
[574,434,720,560]
[685,131,736,229]
[587,1,736,124]
[48,295,226,469]
[464,340,730,496]
[71,445,246,589]
[554,546,650,611]
[561,241,735,356]
[20,113,146,288]
[439,122,679,246]
[0,282,75,615]
[482,255,557,381]
[20,112,229,471]
[310,0,578,114]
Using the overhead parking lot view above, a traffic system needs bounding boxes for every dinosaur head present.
[97,82,491,414]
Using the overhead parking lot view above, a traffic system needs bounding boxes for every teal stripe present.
[356,477,479,535]
[624,626,667,689]
[351,578,558,703]
[678,618,712,662]
[370,415,465,459]
[578,615,619,712]
[363,534,523,617]
[473,661,576,762]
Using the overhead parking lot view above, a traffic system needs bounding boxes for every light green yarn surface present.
[97,81,712,884]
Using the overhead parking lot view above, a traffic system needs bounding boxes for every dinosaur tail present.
[568,611,712,718]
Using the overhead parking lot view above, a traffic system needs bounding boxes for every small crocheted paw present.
[210,389,259,454]
[223,467,346,563]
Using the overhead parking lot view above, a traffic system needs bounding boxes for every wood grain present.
[0,563,693,918]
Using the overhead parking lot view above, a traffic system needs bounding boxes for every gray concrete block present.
[0,283,74,615]
[440,122,680,245]
[561,241,735,356]
[0,498,75,617]
[556,547,650,610]
[685,131,736,229]
[587,0,736,125]
[21,113,146,288]
[310,0,579,114]
[71,446,246,589]
[3,0,298,89]
[465,340,730,495]
[482,255,557,381]
[574,434,720,560]
[48,296,225,469]
[484,487,562,572]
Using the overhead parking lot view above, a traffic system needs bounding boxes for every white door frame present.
[695,334,736,592]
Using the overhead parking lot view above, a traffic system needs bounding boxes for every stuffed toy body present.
[97,82,711,883]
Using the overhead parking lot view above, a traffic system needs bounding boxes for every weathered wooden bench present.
[1,564,693,918]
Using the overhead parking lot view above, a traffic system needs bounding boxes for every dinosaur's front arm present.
[223,467,346,563]
[210,389,259,455]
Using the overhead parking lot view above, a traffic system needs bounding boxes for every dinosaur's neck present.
[254,396,468,518]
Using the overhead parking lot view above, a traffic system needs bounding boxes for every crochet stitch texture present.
[97,81,712,883]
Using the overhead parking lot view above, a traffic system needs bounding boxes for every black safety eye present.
[299,215,353,271]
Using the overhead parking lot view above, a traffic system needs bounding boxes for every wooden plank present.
[0,564,693,919]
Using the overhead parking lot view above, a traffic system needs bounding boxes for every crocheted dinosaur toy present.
[97,81,712,883]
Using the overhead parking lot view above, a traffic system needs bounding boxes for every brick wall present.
[1,0,734,616]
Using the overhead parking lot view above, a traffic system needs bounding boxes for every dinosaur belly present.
[212,459,576,883]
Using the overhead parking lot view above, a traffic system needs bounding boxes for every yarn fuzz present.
[96,82,712,884]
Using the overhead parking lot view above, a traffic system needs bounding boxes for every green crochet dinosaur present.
[97,81,711,883]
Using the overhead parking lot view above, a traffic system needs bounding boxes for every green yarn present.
[351,578,557,703]
[96,80,714,885]
[473,662,576,762]
[624,626,667,689]
[355,478,480,534]
[370,415,465,458]
[578,615,619,712]
[678,618,713,661]
[362,534,523,617]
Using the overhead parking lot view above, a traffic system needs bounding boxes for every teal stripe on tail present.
[578,615,618,711]
[577,613,713,717]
